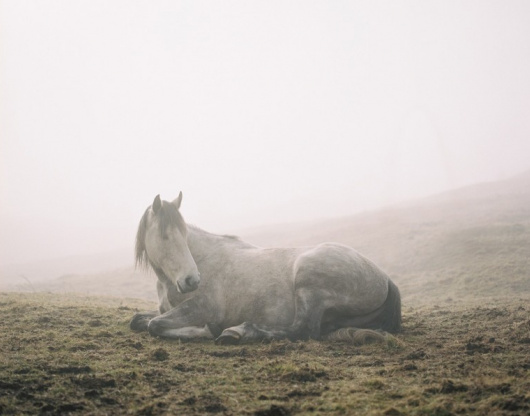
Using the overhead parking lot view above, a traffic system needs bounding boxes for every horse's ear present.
[152,195,162,214]
[172,191,183,209]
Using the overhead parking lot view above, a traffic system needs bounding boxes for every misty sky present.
[1,1,530,265]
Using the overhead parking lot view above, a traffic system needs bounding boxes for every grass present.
[1,292,529,415]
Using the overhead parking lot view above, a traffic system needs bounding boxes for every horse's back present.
[294,242,389,314]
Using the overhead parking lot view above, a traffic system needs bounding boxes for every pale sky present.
[1,1,530,265]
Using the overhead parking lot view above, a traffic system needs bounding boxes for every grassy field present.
[1,292,529,415]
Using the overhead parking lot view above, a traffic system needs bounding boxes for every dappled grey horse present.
[130,194,401,344]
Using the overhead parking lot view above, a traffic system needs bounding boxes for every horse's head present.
[135,192,201,293]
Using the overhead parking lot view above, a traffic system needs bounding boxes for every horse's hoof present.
[215,330,241,345]
[130,315,149,332]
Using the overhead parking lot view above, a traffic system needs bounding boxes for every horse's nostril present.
[185,275,199,288]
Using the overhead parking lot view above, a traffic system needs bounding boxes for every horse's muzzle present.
[178,273,201,293]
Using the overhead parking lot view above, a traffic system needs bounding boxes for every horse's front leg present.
[147,297,215,340]
[130,310,159,332]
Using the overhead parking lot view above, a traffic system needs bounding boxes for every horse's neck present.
[187,226,213,262]
[187,225,251,265]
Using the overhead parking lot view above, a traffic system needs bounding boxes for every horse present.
[130,193,401,344]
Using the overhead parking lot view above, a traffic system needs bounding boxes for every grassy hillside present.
[243,171,530,301]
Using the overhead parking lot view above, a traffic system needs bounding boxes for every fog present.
[1,1,530,266]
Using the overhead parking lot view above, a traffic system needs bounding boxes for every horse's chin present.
[161,274,196,294]
[171,279,193,294]
[159,276,182,296]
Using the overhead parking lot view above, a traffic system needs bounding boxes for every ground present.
[0,292,529,415]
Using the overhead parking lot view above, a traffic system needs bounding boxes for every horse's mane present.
[187,223,241,241]
[135,207,150,270]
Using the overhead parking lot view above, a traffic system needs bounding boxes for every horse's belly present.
[222,275,295,328]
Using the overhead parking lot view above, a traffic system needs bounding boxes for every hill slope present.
[5,170,530,302]
[242,170,530,300]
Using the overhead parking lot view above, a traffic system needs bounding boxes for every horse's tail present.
[323,279,402,344]
[379,278,402,333]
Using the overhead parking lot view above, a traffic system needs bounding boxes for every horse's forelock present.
[157,202,185,237]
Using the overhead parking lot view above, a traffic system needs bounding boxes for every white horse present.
[130,194,401,344]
